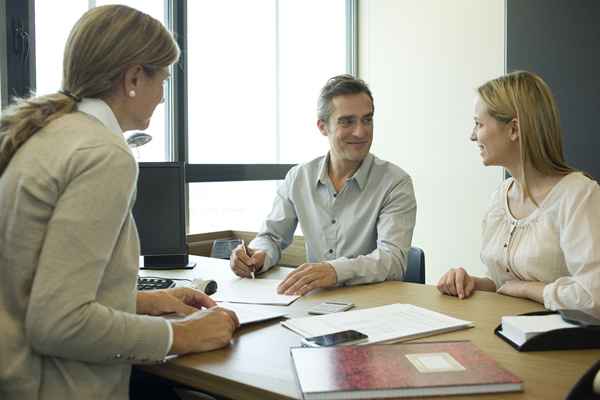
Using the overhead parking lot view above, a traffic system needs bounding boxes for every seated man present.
[230,74,417,295]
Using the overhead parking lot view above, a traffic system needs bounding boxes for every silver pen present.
[241,240,255,279]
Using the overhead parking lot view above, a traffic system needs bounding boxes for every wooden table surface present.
[140,256,600,400]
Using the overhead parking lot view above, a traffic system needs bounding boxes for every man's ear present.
[508,118,520,142]
[317,119,329,136]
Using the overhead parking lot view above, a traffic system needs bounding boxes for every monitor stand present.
[141,254,196,270]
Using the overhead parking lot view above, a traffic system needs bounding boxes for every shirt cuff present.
[164,319,173,355]
[260,252,274,273]
[328,258,354,285]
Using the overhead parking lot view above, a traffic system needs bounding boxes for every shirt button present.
[329,249,334,254]
[331,219,336,224]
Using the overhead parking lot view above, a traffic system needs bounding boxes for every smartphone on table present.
[308,301,354,315]
[301,329,368,347]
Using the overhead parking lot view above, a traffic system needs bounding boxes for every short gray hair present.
[317,74,374,122]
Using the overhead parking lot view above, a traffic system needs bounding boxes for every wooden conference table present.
[140,256,599,400]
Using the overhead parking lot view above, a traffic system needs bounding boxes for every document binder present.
[494,310,600,352]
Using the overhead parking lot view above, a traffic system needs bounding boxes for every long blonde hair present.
[477,71,577,203]
[0,5,180,175]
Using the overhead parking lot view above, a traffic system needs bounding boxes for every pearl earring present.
[128,90,136,98]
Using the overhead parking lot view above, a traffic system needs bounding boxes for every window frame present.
[3,0,36,104]
[2,0,357,229]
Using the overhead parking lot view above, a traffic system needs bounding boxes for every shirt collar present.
[316,154,330,187]
[77,98,123,136]
[316,152,374,191]
[350,153,373,191]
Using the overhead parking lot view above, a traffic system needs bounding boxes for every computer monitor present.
[132,162,194,269]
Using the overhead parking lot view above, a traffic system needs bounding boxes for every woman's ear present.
[508,118,520,142]
[122,65,144,97]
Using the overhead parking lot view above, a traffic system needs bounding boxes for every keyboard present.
[137,276,176,291]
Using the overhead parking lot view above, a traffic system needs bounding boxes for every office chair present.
[404,246,425,284]
[210,239,242,259]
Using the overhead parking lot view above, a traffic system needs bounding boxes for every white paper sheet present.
[282,303,473,344]
[218,302,289,325]
[162,303,288,326]
[212,278,300,306]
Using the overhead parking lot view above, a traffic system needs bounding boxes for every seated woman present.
[437,71,600,312]
[0,5,237,400]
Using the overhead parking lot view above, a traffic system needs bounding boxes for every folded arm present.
[543,183,600,310]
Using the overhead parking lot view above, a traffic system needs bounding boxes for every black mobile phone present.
[302,330,368,347]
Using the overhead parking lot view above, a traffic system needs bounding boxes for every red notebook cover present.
[290,340,523,399]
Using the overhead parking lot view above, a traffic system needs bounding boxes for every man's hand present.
[436,267,476,299]
[136,287,216,316]
[170,306,239,355]
[230,244,266,278]
[277,262,337,296]
[497,280,545,304]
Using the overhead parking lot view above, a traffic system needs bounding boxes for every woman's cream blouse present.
[481,172,600,311]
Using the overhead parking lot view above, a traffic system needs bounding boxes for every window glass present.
[189,181,279,234]
[278,0,346,163]
[35,0,87,97]
[187,0,347,235]
[187,0,277,164]
[35,0,170,162]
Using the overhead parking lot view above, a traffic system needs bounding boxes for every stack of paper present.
[282,303,473,344]
[499,314,578,346]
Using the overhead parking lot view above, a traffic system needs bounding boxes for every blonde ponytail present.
[0,93,77,175]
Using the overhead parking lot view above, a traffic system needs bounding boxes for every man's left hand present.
[137,287,217,316]
[277,262,337,296]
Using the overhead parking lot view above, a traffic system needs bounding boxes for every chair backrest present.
[405,246,425,284]
[210,239,242,259]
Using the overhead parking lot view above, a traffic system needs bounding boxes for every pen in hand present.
[241,240,255,279]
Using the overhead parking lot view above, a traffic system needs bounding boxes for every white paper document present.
[162,303,288,326]
[282,303,473,344]
[218,302,289,325]
[212,278,300,306]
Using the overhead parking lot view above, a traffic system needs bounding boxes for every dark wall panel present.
[507,0,600,180]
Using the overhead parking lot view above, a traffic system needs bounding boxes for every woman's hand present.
[437,267,477,299]
[170,306,240,354]
[136,287,216,316]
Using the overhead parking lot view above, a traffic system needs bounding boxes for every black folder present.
[494,310,600,352]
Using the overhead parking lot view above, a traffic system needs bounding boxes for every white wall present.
[359,0,505,283]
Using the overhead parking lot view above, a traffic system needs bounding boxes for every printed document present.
[282,303,473,344]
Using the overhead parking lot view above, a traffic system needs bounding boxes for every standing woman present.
[0,5,237,400]
[437,71,600,312]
